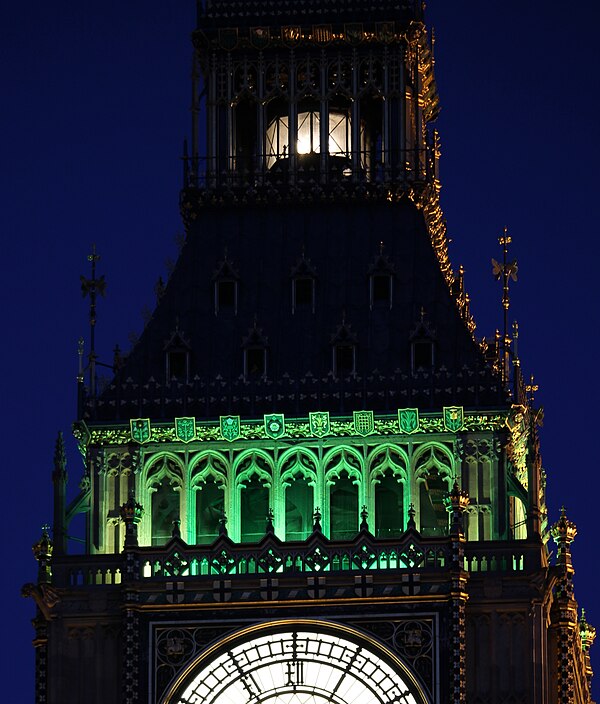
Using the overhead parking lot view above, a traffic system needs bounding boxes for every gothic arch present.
[323,446,363,484]
[368,445,410,537]
[189,451,228,488]
[189,451,228,545]
[324,447,364,540]
[368,444,409,481]
[278,448,318,541]
[142,453,185,546]
[232,450,273,542]
[412,443,454,537]
[412,442,454,480]
[278,447,318,485]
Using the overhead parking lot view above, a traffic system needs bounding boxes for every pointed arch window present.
[195,479,225,544]
[374,471,405,538]
[330,318,357,377]
[285,477,313,541]
[164,327,191,382]
[329,470,359,540]
[291,251,317,313]
[146,457,183,546]
[240,475,270,543]
[418,468,449,537]
[151,482,180,545]
[410,310,436,372]
[369,246,395,309]
[243,321,268,380]
[213,255,239,315]
[414,445,453,537]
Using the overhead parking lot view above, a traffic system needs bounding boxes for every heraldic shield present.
[175,417,196,444]
[443,406,464,432]
[220,416,241,442]
[264,414,285,440]
[398,408,420,434]
[353,410,374,437]
[130,418,150,444]
[309,411,330,438]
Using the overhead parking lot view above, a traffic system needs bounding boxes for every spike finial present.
[492,228,518,386]
[80,245,106,398]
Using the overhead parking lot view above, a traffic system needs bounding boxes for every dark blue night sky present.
[2,1,599,700]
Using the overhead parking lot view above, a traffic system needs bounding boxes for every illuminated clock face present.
[173,629,423,704]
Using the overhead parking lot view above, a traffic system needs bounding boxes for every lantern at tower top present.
[187,0,439,201]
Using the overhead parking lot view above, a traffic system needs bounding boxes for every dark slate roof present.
[90,199,507,421]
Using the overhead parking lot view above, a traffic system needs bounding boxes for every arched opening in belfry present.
[151,482,180,546]
[240,474,270,542]
[375,471,405,538]
[195,479,224,544]
[285,476,313,541]
[419,467,449,537]
[329,470,359,540]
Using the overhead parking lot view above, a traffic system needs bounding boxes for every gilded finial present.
[512,321,520,366]
[580,610,597,652]
[120,492,144,549]
[444,481,471,515]
[492,229,518,386]
[525,374,539,404]
[120,492,144,525]
[550,506,577,546]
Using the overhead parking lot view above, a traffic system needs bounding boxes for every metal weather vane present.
[80,244,107,396]
[491,228,518,385]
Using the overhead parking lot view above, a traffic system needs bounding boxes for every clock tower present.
[25,1,595,703]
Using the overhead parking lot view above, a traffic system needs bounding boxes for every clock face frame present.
[165,621,428,704]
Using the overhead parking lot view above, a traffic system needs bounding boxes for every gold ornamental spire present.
[492,228,518,385]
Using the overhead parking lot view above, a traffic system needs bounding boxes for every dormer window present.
[216,279,236,311]
[243,321,268,380]
[213,253,239,315]
[410,309,436,372]
[167,350,188,380]
[369,244,395,309]
[245,347,267,378]
[372,274,392,304]
[291,250,317,314]
[334,344,356,376]
[330,318,357,377]
[164,326,191,382]
[412,341,434,370]
[293,277,314,308]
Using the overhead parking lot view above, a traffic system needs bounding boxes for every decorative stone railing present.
[51,534,543,589]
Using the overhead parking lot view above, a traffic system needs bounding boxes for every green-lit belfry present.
[24,1,595,703]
